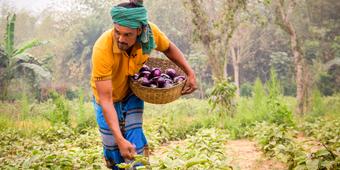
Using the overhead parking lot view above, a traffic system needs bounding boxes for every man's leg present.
[121,94,149,168]
[92,100,124,170]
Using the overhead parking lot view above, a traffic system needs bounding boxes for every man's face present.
[114,24,141,51]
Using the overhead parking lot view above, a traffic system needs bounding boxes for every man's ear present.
[137,27,142,36]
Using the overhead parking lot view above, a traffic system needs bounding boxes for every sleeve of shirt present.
[91,47,113,81]
[149,22,171,52]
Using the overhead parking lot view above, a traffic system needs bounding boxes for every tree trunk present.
[187,0,242,82]
[292,36,306,115]
[224,52,228,79]
[198,75,205,99]
[0,78,10,101]
[276,0,309,115]
[230,46,240,96]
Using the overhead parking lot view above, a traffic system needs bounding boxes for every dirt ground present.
[225,139,287,170]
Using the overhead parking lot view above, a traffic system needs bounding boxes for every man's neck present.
[126,46,133,56]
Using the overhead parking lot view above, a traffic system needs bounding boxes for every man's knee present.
[143,145,150,158]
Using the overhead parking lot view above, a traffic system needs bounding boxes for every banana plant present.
[0,13,51,100]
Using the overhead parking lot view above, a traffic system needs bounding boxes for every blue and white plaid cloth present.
[92,93,147,170]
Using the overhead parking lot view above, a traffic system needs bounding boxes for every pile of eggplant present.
[132,65,185,88]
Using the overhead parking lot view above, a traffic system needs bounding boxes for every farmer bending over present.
[90,1,197,169]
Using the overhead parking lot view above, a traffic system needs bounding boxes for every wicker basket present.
[129,57,186,104]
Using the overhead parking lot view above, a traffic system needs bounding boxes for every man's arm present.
[95,80,136,160]
[163,42,197,94]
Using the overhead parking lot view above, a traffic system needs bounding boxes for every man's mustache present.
[118,42,128,45]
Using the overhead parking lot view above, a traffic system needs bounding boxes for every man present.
[90,1,197,169]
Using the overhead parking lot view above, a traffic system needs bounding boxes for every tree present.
[229,23,257,96]
[269,52,295,96]
[44,0,113,85]
[0,13,51,100]
[302,0,340,96]
[146,0,194,55]
[185,0,247,81]
[271,0,310,115]
[187,49,212,98]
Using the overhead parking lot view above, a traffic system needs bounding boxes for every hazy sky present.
[1,0,84,17]
[0,0,69,13]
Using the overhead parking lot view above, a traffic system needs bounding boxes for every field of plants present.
[0,78,339,170]
[1,0,339,169]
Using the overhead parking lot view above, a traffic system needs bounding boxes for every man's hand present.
[163,42,197,95]
[117,139,136,160]
[182,73,197,95]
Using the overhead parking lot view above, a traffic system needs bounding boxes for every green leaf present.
[136,166,147,170]
[315,149,330,157]
[306,159,319,170]
[15,63,52,81]
[320,160,334,169]
[185,159,209,168]
[13,40,48,57]
[294,164,308,170]
[32,150,40,155]
[4,13,15,58]
[11,53,39,65]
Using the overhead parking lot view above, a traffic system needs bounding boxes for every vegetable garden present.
[0,84,339,169]
[1,0,339,169]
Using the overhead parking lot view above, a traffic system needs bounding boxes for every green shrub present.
[75,88,96,132]
[266,69,294,126]
[44,92,70,126]
[240,82,253,97]
[318,72,337,96]
[65,88,78,100]
[309,88,326,116]
[252,78,268,119]
[208,79,237,117]
[0,115,12,131]
[148,128,232,169]
[228,71,294,139]
[323,94,340,116]
[37,124,76,143]
[20,92,31,120]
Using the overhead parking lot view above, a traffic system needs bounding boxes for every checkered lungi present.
[92,93,148,170]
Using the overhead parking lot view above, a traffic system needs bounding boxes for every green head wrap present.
[110,5,156,54]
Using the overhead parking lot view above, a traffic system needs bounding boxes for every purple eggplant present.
[150,76,160,85]
[165,78,173,84]
[164,79,173,88]
[139,65,150,72]
[140,71,151,79]
[150,68,162,78]
[174,76,186,83]
[165,68,177,79]
[138,77,151,87]
[160,73,171,80]
[157,77,166,88]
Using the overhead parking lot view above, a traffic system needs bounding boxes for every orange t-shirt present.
[90,22,170,103]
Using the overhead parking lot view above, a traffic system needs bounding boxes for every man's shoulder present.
[148,22,161,32]
[148,22,166,39]
[94,29,113,50]
[148,22,170,52]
